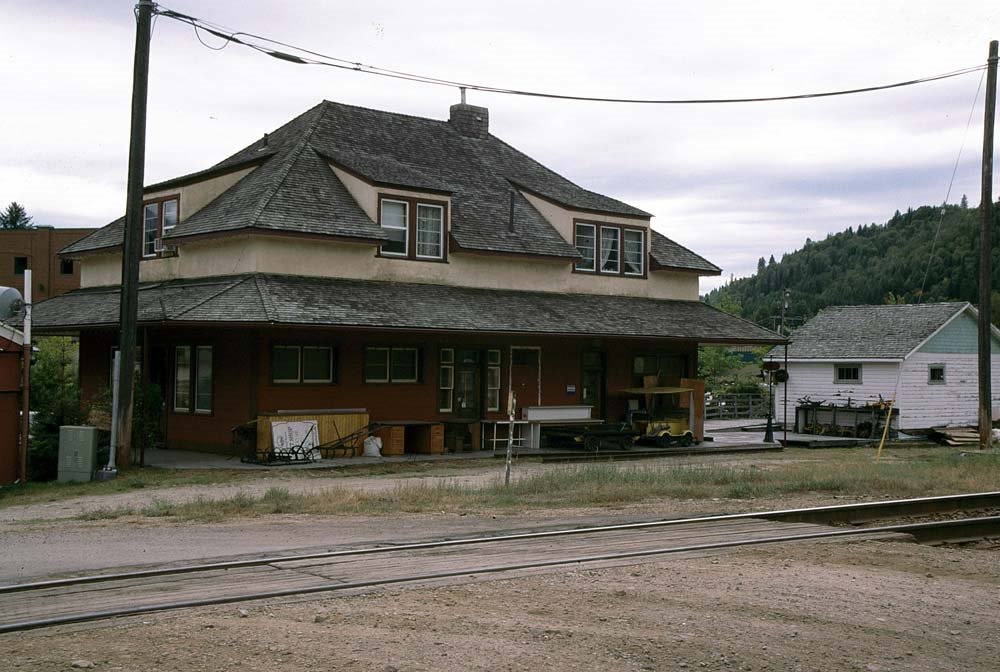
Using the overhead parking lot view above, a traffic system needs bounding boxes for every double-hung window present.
[365,347,420,383]
[438,348,454,412]
[174,345,213,414]
[379,195,446,261]
[486,349,502,412]
[143,196,179,257]
[574,221,645,277]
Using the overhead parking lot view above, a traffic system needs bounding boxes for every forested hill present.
[703,200,1000,330]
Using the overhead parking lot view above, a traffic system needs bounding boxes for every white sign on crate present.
[271,420,320,460]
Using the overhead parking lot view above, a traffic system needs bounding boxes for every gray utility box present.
[58,426,99,483]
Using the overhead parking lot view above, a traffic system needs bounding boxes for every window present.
[14,256,27,275]
[195,346,213,413]
[302,346,334,383]
[928,364,946,385]
[174,346,192,412]
[109,346,142,385]
[60,259,74,275]
[270,345,336,384]
[365,347,421,383]
[379,196,447,261]
[143,196,179,257]
[574,221,645,277]
[623,229,644,276]
[380,200,408,256]
[416,204,444,259]
[575,223,596,271]
[486,349,501,412]
[834,364,862,384]
[175,345,212,413]
[600,226,620,273]
[438,348,454,412]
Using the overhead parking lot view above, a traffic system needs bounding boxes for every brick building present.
[0,227,95,301]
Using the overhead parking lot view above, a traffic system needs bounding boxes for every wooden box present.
[378,425,405,455]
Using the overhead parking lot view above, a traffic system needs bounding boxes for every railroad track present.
[2,492,998,634]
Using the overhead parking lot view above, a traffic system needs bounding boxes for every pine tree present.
[0,202,34,229]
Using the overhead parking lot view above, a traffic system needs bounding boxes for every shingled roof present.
[61,100,712,271]
[32,273,783,344]
[777,302,971,360]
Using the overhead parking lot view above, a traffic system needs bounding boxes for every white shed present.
[771,302,1000,431]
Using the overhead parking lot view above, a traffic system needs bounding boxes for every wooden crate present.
[256,410,370,458]
[377,425,405,455]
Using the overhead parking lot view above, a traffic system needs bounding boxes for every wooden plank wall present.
[256,411,370,457]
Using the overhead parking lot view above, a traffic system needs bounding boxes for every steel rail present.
[2,515,997,635]
[3,491,998,595]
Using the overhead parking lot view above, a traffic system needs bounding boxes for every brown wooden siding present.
[77,326,698,454]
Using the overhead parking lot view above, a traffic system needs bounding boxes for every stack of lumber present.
[929,426,981,447]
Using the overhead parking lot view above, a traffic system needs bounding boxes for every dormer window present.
[379,195,446,261]
[574,220,645,278]
[143,196,179,257]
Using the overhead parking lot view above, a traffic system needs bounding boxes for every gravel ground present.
[4,539,997,671]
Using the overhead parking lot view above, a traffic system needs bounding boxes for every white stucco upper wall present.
[143,166,257,221]
[80,235,699,300]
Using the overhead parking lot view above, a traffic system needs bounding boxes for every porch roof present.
[31,274,784,344]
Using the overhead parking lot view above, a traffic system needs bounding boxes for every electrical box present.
[57,426,99,483]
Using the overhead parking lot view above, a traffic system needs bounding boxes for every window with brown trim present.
[378,195,447,261]
[574,220,645,277]
[143,196,179,258]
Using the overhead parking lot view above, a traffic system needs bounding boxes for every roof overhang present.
[32,273,785,345]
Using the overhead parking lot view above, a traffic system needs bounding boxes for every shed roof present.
[32,273,783,344]
[774,302,972,360]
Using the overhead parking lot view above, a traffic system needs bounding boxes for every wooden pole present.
[114,0,154,470]
[979,40,997,452]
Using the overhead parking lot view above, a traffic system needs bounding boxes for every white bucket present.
[363,436,382,457]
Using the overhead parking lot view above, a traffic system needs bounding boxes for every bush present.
[28,337,84,481]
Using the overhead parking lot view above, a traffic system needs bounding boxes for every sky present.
[1,0,998,293]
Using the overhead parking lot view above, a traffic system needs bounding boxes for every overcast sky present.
[2,1,998,292]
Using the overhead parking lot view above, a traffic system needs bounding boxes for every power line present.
[154,5,986,105]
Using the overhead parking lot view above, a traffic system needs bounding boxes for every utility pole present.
[18,270,31,483]
[113,0,155,471]
[979,40,997,452]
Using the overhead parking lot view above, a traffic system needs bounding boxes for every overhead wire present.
[153,6,986,105]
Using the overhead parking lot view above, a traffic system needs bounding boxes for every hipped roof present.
[61,100,719,273]
[32,273,783,344]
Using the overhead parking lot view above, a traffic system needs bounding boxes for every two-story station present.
[33,100,782,453]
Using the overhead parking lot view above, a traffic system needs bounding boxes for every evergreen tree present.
[0,202,34,229]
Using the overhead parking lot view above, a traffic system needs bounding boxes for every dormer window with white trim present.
[378,195,447,261]
[143,196,179,258]
[574,220,646,278]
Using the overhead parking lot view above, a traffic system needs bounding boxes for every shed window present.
[834,364,862,384]
[928,364,946,385]
[272,346,301,383]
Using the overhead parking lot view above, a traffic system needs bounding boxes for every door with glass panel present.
[581,350,606,420]
[453,350,480,421]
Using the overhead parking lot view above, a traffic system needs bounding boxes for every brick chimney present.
[449,102,489,139]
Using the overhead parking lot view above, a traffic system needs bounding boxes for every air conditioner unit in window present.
[153,238,177,256]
